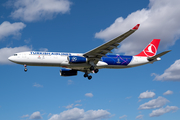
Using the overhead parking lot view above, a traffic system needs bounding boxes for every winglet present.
[132,24,140,30]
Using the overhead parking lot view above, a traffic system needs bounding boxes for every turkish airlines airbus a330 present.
[8,24,170,80]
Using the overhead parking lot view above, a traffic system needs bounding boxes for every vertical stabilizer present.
[135,39,160,57]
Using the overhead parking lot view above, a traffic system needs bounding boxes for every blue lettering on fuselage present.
[102,55,132,65]
[30,51,71,56]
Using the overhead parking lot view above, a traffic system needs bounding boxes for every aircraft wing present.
[83,24,140,59]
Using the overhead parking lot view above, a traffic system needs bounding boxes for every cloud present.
[138,96,169,110]
[67,80,73,85]
[95,0,180,55]
[75,100,81,103]
[9,0,72,22]
[30,111,42,119]
[0,46,32,64]
[49,108,111,120]
[48,113,52,117]
[39,48,48,52]
[119,115,127,119]
[85,93,93,98]
[139,90,155,99]
[75,104,82,107]
[136,115,143,119]
[64,102,82,109]
[152,59,180,81]
[125,96,132,99]
[0,21,26,40]
[21,114,29,118]
[65,104,73,109]
[163,90,173,95]
[33,83,43,88]
[24,39,31,44]
[149,105,179,117]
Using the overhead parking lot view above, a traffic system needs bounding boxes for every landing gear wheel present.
[90,66,94,71]
[84,73,88,78]
[24,64,27,72]
[24,68,28,72]
[88,75,92,80]
[94,69,99,73]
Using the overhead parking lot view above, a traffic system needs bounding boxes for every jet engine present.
[60,69,77,76]
[68,56,87,63]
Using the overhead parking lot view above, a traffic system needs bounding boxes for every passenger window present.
[14,54,17,56]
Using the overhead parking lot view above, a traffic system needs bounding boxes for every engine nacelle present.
[60,69,77,76]
[68,56,87,63]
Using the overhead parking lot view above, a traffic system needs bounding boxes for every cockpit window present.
[14,54,17,56]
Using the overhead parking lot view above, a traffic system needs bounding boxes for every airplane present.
[8,24,171,80]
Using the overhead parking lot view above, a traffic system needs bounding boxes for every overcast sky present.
[0,0,180,120]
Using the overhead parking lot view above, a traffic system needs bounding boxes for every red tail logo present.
[135,39,160,57]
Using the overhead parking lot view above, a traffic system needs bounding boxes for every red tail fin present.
[135,39,160,57]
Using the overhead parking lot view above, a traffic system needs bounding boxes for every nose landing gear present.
[24,64,28,72]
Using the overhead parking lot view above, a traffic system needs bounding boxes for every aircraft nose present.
[8,56,13,61]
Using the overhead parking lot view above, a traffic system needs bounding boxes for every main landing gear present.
[90,66,99,73]
[24,64,28,72]
[94,69,99,73]
[84,73,92,80]
[84,66,99,80]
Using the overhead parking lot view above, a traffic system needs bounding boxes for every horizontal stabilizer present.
[148,50,171,61]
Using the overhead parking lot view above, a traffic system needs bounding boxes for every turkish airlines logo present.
[143,44,157,56]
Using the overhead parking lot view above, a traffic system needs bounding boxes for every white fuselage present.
[8,51,154,70]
